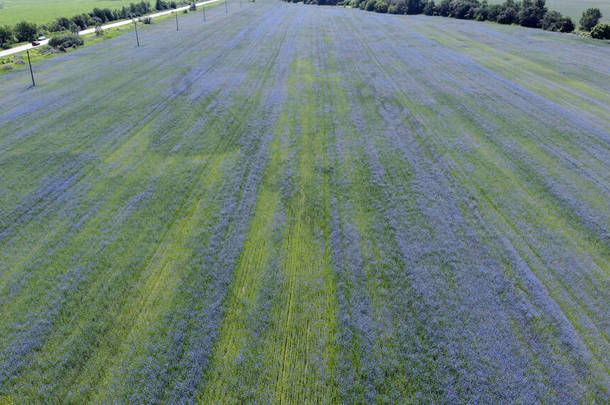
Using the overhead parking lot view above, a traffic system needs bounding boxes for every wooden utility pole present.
[26,50,35,87]
[203,4,206,22]
[175,11,179,31]
[134,20,140,46]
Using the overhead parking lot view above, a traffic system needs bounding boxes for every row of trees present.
[289,0,607,37]
[0,0,191,48]
[0,21,38,47]
[155,0,180,10]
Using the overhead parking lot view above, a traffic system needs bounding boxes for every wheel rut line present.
[192,8,301,401]
[90,84,276,396]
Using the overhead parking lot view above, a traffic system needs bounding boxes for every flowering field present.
[0,1,608,403]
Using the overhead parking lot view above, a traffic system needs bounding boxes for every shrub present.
[102,8,113,21]
[436,0,451,16]
[475,3,489,21]
[365,0,376,11]
[189,2,197,11]
[541,10,573,32]
[541,9,560,30]
[91,8,108,23]
[579,8,601,31]
[559,16,574,32]
[49,33,84,51]
[156,0,169,10]
[14,21,38,42]
[449,0,480,19]
[72,14,92,30]
[141,16,153,24]
[0,25,12,48]
[423,0,435,15]
[37,24,51,35]
[496,4,518,24]
[405,0,425,14]
[375,0,388,13]
[487,4,501,21]
[53,17,72,32]
[518,0,546,28]
[388,4,400,14]
[92,16,103,36]
[389,0,407,14]
[590,22,610,39]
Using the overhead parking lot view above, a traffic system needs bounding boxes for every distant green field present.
[489,0,610,22]
[0,0,137,25]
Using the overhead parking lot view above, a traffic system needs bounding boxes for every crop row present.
[0,1,607,403]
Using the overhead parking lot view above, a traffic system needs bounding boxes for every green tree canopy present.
[579,8,602,31]
[14,21,38,42]
[0,25,13,48]
[590,22,610,38]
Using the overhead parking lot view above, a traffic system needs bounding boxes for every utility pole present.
[133,20,140,46]
[175,11,179,31]
[26,50,35,87]
[203,4,206,22]
[225,0,228,14]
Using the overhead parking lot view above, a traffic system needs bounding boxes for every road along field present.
[0,0,222,59]
[0,1,608,403]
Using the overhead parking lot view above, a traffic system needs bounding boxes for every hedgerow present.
[285,0,584,34]
[48,33,84,51]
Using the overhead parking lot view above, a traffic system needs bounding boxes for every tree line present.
[0,0,192,49]
[283,0,609,38]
